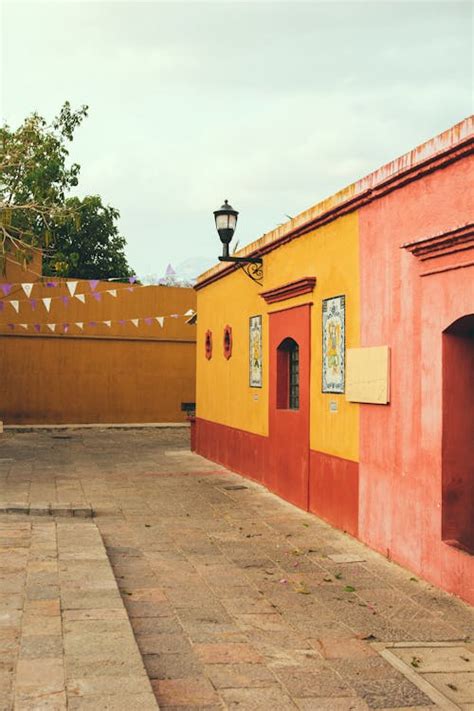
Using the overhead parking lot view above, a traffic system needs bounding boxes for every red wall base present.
[195,417,267,483]
[195,418,359,539]
[309,450,359,537]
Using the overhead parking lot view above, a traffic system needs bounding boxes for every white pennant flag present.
[22,283,34,297]
[131,318,139,327]
[156,316,164,328]
[67,281,78,297]
[75,322,84,330]
[19,323,28,329]
[74,293,86,303]
[103,320,112,327]
[184,309,195,316]
[42,297,52,312]
[106,289,117,297]
[47,324,56,332]
[10,300,19,313]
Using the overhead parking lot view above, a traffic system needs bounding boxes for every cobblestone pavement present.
[0,429,473,711]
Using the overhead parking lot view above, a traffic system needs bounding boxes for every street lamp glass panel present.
[215,213,237,232]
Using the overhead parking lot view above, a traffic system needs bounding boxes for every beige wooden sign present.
[346,346,390,404]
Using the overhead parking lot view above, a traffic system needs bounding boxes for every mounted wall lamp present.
[214,200,263,285]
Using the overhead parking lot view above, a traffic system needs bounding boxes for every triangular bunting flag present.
[75,293,86,303]
[47,324,56,332]
[29,299,37,311]
[1,283,12,296]
[10,300,19,313]
[129,276,137,284]
[131,319,139,327]
[165,264,176,276]
[106,289,117,297]
[103,320,112,327]
[66,281,78,297]
[89,279,99,291]
[42,297,52,312]
[19,323,28,329]
[75,322,84,330]
[144,317,153,325]
[22,283,34,297]
[156,317,164,328]
[34,324,40,333]
[184,309,195,316]
[92,292,102,302]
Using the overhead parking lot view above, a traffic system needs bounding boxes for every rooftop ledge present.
[196,116,473,289]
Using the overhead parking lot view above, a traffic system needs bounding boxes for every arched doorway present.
[442,314,474,554]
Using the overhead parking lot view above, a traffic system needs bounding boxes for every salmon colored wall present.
[359,156,474,604]
[0,275,196,424]
[196,213,360,461]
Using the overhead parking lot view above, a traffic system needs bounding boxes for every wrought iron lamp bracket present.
[218,255,263,286]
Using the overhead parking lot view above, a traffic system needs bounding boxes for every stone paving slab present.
[1,428,474,710]
[0,517,157,710]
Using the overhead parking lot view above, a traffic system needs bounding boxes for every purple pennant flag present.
[1,283,12,296]
[92,292,102,301]
[118,319,126,326]
[63,323,69,333]
[144,317,153,326]
[88,321,97,327]
[165,264,176,277]
[129,275,137,284]
[61,295,69,306]
[34,324,40,333]
[46,281,57,288]
[89,280,99,291]
[29,299,38,311]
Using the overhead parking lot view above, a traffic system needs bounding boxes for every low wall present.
[0,334,195,424]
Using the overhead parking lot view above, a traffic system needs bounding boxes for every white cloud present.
[1,1,472,275]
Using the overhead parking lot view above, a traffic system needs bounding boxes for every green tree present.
[43,195,133,279]
[0,102,88,271]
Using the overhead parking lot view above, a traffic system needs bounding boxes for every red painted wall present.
[359,156,474,603]
[195,418,267,484]
[309,451,359,537]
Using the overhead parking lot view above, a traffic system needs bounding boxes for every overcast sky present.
[1,1,472,280]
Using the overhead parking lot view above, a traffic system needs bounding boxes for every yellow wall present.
[196,212,360,461]
[0,272,197,424]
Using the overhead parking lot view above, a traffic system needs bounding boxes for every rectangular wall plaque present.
[346,346,390,404]
[249,315,263,388]
[322,295,345,393]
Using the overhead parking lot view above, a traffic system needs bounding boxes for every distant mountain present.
[175,256,216,282]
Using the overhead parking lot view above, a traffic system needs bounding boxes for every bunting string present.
[0,309,195,334]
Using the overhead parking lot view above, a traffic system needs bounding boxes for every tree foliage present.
[0,102,134,279]
[43,195,133,279]
[0,102,88,270]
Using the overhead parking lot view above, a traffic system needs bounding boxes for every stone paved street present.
[0,428,473,710]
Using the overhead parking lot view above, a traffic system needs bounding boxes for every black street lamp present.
[214,200,263,284]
